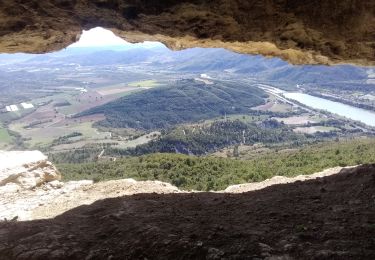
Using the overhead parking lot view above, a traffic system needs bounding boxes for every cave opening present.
[0,26,374,186]
[0,2,374,257]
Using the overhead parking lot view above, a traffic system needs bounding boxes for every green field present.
[316,126,336,131]
[0,128,11,142]
[128,80,161,88]
[0,127,12,149]
[10,121,110,148]
[293,126,338,134]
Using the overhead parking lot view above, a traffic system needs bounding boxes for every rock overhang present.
[0,0,374,65]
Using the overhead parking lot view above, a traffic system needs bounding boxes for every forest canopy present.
[79,80,267,129]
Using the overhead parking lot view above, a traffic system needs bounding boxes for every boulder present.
[0,151,61,190]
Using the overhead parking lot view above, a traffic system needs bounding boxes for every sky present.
[68,27,163,48]
[0,27,165,64]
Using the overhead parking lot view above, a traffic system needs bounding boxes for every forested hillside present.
[80,80,267,129]
[116,120,305,156]
[57,139,375,191]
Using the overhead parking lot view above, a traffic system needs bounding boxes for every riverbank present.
[283,92,375,127]
[306,91,375,111]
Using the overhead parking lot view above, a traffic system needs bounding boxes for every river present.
[283,93,375,127]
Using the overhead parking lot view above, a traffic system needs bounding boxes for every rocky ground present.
[1,172,181,221]
[0,164,374,259]
[31,179,180,220]
[0,156,345,221]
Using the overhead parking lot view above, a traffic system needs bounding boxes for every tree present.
[233,145,239,158]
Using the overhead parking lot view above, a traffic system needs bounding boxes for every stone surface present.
[0,150,180,221]
[0,0,374,65]
[0,150,46,170]
[1,151,374,259]
[31,178,181,220]
[0,176,180,221]
[0,155,361,222]
[0,164,374,259]
[0,180,93,221]
[224,166,349,193]
[0,151,61,189]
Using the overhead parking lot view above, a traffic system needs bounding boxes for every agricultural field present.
[54,90,120,116]
[293,126,338,134]
[9,119,110,148]
[0,79,144,149]
[96,86,141,96]
[0,127,12,149]
[252,94,295,113]
[274,115,322,125]
[3,82,164,151]
[4,87,118,149]
[0,74,170,152]
[114,131,161,149]
[128,80,161,88]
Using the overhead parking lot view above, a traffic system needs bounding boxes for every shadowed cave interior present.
[0,1,375,259]
[0,165,374,259]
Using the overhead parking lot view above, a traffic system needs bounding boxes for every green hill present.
[80,79,267,130]
[121,120,304,156]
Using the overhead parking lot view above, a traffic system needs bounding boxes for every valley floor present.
[0,164,374,259]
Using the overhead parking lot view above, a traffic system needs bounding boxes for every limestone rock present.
[0,151,61,189]
[1,164,374,259]
[0,179,93,221]
[223,166,349,193]
[0,1,374,65]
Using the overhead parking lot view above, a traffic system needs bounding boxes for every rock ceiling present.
[0,0,374,65]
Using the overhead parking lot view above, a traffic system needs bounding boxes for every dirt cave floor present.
[0,165,374,260]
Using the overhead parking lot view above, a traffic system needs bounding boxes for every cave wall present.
[0,0,374,65]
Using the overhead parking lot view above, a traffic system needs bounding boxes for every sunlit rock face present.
[0,0,373,65]
[0,151,61,190]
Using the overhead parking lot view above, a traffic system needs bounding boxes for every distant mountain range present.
[0,44,372,85]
